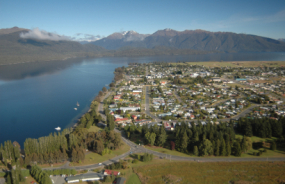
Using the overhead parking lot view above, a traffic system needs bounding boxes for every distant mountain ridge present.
[1,27,285,65]
[91,28,285,52]
[0,29,107,65]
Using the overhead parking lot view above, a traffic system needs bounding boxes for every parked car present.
[99,163,102,166]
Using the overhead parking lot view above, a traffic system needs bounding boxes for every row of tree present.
[30,165,52,184]
[237,117,285,138]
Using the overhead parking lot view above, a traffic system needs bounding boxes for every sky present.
[1,0,285,41]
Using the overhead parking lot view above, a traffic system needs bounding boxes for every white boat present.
[55,127,61,131]
[77,102,80,106]
[74,108,77,110]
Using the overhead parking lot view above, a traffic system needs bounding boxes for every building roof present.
[66,173,104,182]
[104,169,120,176]
[114,177,126,184]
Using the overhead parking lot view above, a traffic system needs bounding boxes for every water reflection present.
[0,52,284,81]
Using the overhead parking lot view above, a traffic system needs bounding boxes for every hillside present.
[0,29,107,65]
[1,27,285,65]
[91,29,285,52]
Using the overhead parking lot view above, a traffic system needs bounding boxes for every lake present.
[1,52,285,146]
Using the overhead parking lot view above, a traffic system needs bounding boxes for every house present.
[115,118,132,126]
[135,119,152,126]
[119,107,140,113]
[113,177,126,184]
[104,170,120,176]
[160,81,167,85]
[163,122,171,130]
[66,173,104,183]
[114,95,121,100]
[131,115,137,120]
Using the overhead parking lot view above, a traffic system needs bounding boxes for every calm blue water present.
[1,52,285,146]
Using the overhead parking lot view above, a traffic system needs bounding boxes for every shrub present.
[271,141,277,150]
[132,159,139,164]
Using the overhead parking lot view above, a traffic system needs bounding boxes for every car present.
[99,163,102,166]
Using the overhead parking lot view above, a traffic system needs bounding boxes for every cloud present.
[20,28,71,41]
[72,33,103,42]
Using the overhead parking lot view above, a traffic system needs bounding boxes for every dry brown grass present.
[133,161,285,184]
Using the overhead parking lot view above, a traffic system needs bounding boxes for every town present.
[106,61,285,130]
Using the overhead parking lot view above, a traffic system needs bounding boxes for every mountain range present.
[1,27,285,65]
[90,28,285,52]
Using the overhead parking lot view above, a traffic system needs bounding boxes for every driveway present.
[50,175,66,184]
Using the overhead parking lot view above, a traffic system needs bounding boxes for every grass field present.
[71,141,130,166]
[87,125,102,133]
[20,176,35,184]
[133,161,285,184]
[126,173,142,184]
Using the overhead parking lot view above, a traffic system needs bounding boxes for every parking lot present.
[50,175,66,184]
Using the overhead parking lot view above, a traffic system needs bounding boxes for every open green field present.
[87,125,102,133]
[70,141,130,166]
[170,61,285,68]
[133,161,285,184]
[126,173,142,184]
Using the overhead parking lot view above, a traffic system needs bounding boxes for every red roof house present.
[104,169,120,176]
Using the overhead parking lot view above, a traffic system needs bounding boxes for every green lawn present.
[87,125,102,133]
[235,134,278,143]
[126,173,141,184]
[146,146,195,158]
[71,142,130,166]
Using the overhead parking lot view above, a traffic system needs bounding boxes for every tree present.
[245,137,252,152]
[241,136,247,153]
[95,140,104,154]
[102,87,107,93]
[145,132,156,146]
[198,139,213,156]
[193,146,199,156]
[232,142,242,157]
[215,139,220,156]
[170,141,175,150]
[220,139,226,156]
[245,121,253,137]
[156,127,167,147]
[181,132,189,153]
[226,140,231,156]
[271,141,277,150]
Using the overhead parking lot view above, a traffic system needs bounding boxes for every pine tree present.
[241,136,247,153]
[181,131,189,153]
[233,142,242,157]
[226,141,231,156]
[220,139,226,156]
[193,146,199,156]
[156,127,167,147]
[215,139,220,156]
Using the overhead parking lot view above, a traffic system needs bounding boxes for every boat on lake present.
[74,108,77,110]
[77,102,80,106]
[55,127,61,131]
